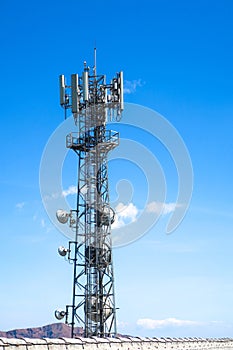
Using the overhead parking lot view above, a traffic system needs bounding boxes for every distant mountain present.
[0,323,83,339]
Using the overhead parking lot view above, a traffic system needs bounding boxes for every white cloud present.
[44,192,60,201]
[112,202,139,229]
[137,318,201,329]
[16,202,25,209]
[41,218,53,233]
[41,219,45,228]
[146,201,181,215]
[62,185,77,197]
[44,185,78,201]
[116,202,138,219]
[117,320,129,328]
[112,201,180,229]
[124,79,144,94]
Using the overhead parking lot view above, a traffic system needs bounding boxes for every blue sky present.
[0,0,233,338]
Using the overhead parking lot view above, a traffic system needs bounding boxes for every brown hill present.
[0,323,83,339]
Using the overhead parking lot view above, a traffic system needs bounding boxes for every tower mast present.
[56,52,124,338]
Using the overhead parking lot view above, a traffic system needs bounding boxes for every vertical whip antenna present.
[93,47,97,76]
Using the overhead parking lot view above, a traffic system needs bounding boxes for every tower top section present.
[59,51,124,121]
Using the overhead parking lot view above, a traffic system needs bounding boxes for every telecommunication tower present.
[55,50,124,338]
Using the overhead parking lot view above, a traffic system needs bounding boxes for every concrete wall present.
[0,337,233,350]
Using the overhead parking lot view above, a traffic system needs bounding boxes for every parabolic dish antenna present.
[56,209,69,224]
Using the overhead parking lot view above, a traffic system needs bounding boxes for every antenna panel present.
[82,71,89,101]
[119,71,124,111]
[71,74,79,113]
[59,75,66,106]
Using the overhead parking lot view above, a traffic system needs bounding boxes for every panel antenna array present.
[55,50,124,338]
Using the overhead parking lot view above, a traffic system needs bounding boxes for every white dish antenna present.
[58,246,69,257]
[56,209,69,224]
[54,309,66,320]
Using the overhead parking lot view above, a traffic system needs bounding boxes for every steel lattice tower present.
[55,51,123,338]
